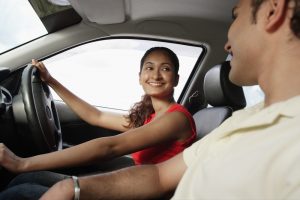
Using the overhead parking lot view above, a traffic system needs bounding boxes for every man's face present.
[224,0,265,86]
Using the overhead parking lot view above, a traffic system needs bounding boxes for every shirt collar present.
[273,95,300,117]
[219,95,300,137]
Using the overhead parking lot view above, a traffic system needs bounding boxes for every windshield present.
[0,0,80,54]
[0,0,47,54]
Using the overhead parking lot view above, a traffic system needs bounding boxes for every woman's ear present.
[265,0,287,32]
[139,72,142,85]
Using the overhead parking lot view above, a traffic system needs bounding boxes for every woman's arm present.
[1,134,132,173]
[30,111,192,171]
[40,153,187,200]
[107,110,193,154]
[32,59,129,132]
[0,110,191,173]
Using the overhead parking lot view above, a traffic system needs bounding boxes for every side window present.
[243,85,265,107]
[226,55,265,107]
[43,38,203,111]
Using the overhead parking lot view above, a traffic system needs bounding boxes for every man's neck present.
[259,54,300,107]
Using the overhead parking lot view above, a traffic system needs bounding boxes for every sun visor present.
[47,0,71,6]
[68,0,126,24]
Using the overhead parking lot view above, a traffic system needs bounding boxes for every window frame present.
[41,36,207,111]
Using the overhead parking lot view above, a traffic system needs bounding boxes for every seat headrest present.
[204,61,246,111]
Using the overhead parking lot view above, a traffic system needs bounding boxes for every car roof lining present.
[68,0,236,25]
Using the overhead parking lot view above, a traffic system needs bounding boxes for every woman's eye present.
[162,67,171,71]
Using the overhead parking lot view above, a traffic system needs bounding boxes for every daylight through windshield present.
[0,0,47,54]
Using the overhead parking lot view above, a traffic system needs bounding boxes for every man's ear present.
[265,0,287,32]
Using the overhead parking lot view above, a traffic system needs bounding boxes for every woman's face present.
[139,50,179,99]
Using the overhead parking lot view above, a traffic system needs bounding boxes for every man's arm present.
[40,153,187,200]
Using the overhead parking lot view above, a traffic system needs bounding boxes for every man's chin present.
[229,73,246,87]
[230,75,257,87]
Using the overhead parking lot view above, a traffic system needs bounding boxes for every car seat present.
[193,61,246,140]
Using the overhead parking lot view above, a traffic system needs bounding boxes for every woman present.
[0,47,196,199]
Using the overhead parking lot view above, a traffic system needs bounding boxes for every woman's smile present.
[147,81,165,87]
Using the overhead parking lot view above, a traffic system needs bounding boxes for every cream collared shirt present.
[172,96,300,200]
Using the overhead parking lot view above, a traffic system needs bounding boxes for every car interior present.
[193,61,246,140]
[0,0,259,192]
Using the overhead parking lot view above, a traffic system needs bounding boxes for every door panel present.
[55,101,121,146]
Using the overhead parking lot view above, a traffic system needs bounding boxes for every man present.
[41,0,300,199]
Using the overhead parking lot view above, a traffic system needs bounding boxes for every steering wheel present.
[15,64,62,153]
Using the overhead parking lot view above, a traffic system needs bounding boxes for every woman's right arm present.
[0,132,126,173]
[32,59,129,132]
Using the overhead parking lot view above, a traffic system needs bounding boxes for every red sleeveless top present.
[131,104,196,165]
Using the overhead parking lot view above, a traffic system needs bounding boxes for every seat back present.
[193,61,246,140]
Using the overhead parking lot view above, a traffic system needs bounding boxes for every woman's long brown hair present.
[125,47,179,128]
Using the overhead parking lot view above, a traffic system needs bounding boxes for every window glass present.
[243,85,265,107]
[43,38,203,111]
[226,55,265,107]
[0,0,47,53]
